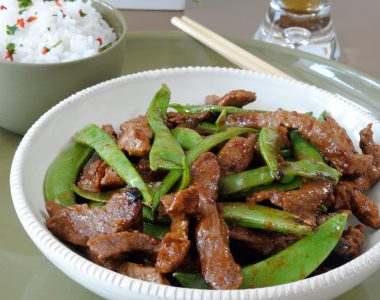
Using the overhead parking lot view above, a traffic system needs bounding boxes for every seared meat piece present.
[228,226,300,256]
[87,231,161,265]
[191,152,243,290]
[206,90,256,108]
[166,112,212,129]
[247,180,334,225]
[45,189,142,246]
[334,225,365,261]
[332,124,380,229]
[101,124,118,141]
[156,187,199,273]
[225,109,373,175]
[118,262,170,285]
[135,158,167,183]
[118,115,153,157]
[77,159,124,192]
[217,136,255,174]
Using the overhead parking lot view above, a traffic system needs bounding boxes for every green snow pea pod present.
[241,212,347,288]
[172,272,209,289]
[250,176,303,193]
[290,131,323,162]
[147,85,186,171]
[44,143,93,207]
[72,184,113,203]
[74,124,153,207]
[143,222,170,239]
[168,103,261,114]
[218,202,313,235]
[172,127,203,150]
[259,127,282,179]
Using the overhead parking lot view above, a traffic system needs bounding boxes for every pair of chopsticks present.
[171,16,293,80]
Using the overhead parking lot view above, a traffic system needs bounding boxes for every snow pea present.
[168,103,261,114]
[72,184,113,203]
[44,143,93,207]
[290,130,323,162]
[172,127,203,149]
[174,213,347,289]
[259,127,282,179]
[143,222,170,239]
[241,212,347,288]
[219,202,313,235]
[147,85,186,171]
[74,124,153,207]
[250,176,303,193]
[173,272,209,289]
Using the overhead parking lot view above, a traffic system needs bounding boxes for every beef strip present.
[165,112,212,129]
[77,159,125,192]
[135,158,167,183]
[45,188,142,246]
[332,124,380,228]
[87,231,161,266]
[217,136,255,174]
[101,124,118,141]
[155,187,199,273]
[247,180,334,225]
[118,115,153,157]
[334,225,365,261]
[225,109,373,175]
[191,152,243,289]
[205,90,256,108]
[118,262,170,285]
[228,226,301,256]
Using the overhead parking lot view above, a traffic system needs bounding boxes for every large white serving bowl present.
[10,67,380,300]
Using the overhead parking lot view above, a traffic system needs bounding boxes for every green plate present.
[2,31,379,300]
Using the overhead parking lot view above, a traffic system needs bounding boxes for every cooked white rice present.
[0,0,117,63]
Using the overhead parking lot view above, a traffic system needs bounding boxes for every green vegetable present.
[89,202,104,209]
[17,0,32,8]
[173,272,209,289]
[44,143,93,207]
[74,124,153,206]
[198,122,224,134]
[221,166,274,195]
[259,127,282,179]
[250,176,303,193]
[98,43,112,53]
[151,170,182,212]
[241,213,347,288]
[283,160,341,184]
[290,131,323,162]
[172,127,203,149]
[219,202,313,235]
[168,103,261,114]
[279,148,292,158]
[318,110,330,121]
[6,24,18,35]
[143,222,170,239]
[147,85,186,171]
[175,213,347,289]
[72,184,117,203]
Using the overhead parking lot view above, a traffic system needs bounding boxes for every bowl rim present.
[10,66,380,299]
[0,0,127,67]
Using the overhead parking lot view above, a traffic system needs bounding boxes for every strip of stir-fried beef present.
[247,180,333,225]
[165,111,212,129]
[332,124,380,228]
[228,226,300,256]
[101,124,118,141]
[225,109,373,175]
[45,188,142,246]
[217,136,255,174]
[334,225,365,261]
[87,230,161,266]
[118,262,170,285]
[117,115,153,157]
[191,152,243,289]
[205,90,257,108]
[155,187,199,273]
[77,159,125,192]
[135,158,167,183]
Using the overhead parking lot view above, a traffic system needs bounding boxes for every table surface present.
[121,0,380,81]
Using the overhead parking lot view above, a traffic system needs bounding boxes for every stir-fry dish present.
[44,85,380,289]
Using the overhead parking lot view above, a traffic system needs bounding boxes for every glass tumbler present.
[254,0,340,60]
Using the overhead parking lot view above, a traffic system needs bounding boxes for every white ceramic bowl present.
[10,67,380,300]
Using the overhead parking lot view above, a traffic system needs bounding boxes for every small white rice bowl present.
[0,0,117,63]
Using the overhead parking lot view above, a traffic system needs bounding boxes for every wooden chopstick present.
[171,16,293,80]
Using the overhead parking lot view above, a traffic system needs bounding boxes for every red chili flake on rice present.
[42,47,49,55]
[55,0,63,8]
[0,4,7,10]
[17,18,25,28]
[96,37,103,45]
[26,15,37,22]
